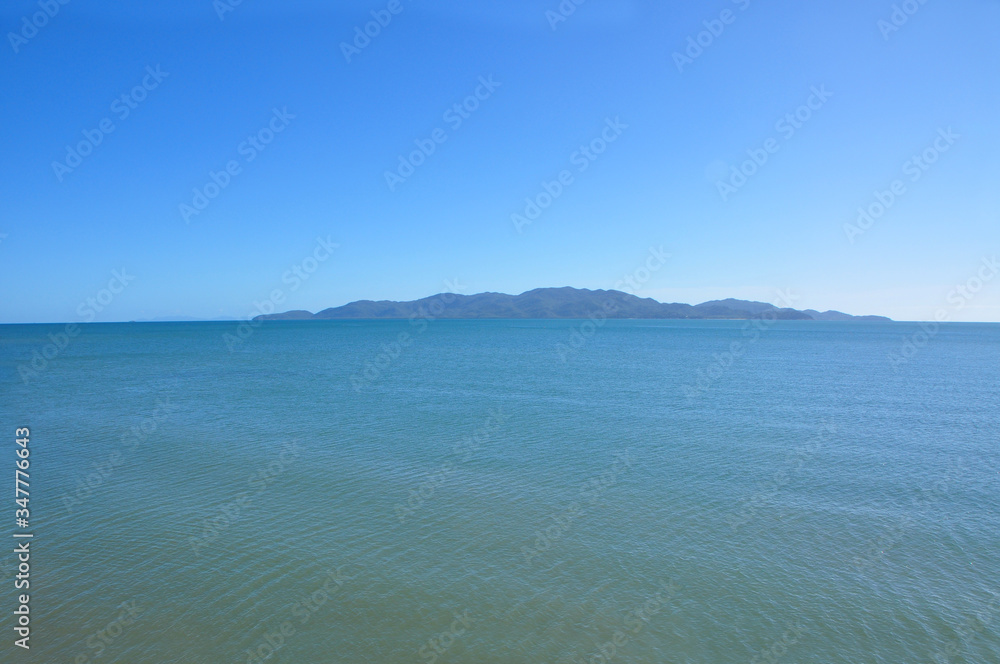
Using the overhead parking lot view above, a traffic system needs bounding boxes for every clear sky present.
[1,0,998,323]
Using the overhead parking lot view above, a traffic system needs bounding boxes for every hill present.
[255,288,890,322]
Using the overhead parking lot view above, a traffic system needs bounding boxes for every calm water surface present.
[0,320,998,663]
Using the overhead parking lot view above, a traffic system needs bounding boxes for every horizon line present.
[5,286,1000,324]
[7,318,1000,325]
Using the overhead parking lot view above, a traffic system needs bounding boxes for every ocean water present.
[1,319,998,663]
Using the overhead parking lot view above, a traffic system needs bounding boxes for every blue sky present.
[1,0,998,323]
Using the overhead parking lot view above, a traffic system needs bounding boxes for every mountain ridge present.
[254,288,891,322]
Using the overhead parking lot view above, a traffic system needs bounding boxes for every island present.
[254,287,891,322]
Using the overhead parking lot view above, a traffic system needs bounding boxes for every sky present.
[1,0,999,323]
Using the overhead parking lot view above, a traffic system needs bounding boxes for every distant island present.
[254,287,891,322]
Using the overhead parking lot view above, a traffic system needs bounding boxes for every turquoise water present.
[1,320,998,663]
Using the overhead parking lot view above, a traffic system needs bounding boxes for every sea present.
[0,319,997,663]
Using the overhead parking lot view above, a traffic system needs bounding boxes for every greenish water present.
[1,320,998,663]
